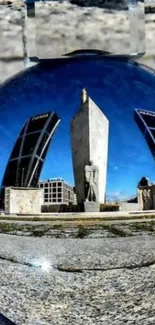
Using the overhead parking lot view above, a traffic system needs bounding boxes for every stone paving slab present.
[0,234,155,324]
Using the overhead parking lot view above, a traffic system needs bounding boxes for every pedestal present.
[84,201,100,212]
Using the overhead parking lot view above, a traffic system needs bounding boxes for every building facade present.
[134,108,155,159]
[70,89,109,204]
[38,179,75,205]
[0,112,60,207]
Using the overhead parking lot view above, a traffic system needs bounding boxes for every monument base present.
[84,201,100,212]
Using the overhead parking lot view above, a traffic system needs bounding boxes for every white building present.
[38,178,75,205]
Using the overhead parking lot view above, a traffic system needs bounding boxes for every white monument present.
[70,89,109,207]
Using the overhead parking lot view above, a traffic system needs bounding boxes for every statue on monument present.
[138,176,150,187]
[81,88,88,105]
[84,161,99,202]
[142,188,152,210]
[137,176,154,210]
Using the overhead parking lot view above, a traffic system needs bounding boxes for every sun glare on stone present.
[32,259,51,272]
[40,260,51,272]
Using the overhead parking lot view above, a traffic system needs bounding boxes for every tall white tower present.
[71,89,109,204]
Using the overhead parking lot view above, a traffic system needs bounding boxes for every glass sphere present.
[1,55,155,201]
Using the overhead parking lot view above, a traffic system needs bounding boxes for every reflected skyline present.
[0,111,60,207]
[1,57,155,200]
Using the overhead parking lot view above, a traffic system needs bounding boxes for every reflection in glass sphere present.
[1,56,155,202]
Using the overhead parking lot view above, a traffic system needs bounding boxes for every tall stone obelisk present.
[70,89,109,205]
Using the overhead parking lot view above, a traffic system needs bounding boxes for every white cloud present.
[106,191,129,202]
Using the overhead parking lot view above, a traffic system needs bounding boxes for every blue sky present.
[1,56,155,200]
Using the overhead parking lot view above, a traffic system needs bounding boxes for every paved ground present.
[0,216,155,225]
[0,234,155,324]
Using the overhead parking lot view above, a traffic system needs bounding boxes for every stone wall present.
[5,187,44,214]
[120,202,140,211]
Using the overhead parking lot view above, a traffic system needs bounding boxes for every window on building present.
[53,188,56,193]
[53,198,56,202]
[44,199,48,202]
[44,189,48,193]
[58,193,61,198]
[44,183,48,187]
[58,188,62,193]
[40,184,43,188]
[53,183,56,187]
[53,193,56,198]
[68,191,71,200]
[44,194,48,199]
[58,198,61,202]
[58,182,62,187]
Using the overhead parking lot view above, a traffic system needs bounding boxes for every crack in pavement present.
[57,259,155,272]
[0,255,155,272]
[0,255,34,268]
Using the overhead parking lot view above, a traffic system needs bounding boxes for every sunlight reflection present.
[33,259,51,272]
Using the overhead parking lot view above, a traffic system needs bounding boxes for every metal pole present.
[21,168,24,187]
